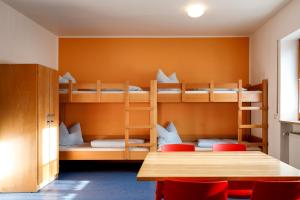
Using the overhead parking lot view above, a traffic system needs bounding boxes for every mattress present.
[163,91,245,94]
[197,138,237,148]
[59,89,260,94]
[90,139,144,148]
[59,90,148,94]
[59,143,149,152]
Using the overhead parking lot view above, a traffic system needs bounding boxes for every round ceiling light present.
[186,4,206,18]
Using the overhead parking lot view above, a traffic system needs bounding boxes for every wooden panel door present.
[49,69,59,179]
[0,64,38,192]
[37,66,51,187]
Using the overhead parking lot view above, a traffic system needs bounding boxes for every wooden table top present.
[137,151,300,181]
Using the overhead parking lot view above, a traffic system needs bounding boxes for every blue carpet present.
[0,161,249,200]
[0,161,155,200]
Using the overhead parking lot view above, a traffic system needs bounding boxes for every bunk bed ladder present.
[124,80,157,159]
[261,80,268,153]
[237,80,268,153]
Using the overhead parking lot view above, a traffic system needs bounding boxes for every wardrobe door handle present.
[46,114,55,126]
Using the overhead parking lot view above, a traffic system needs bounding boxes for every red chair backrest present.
[161,144,195,152]
[212,144,246,151]
[251,181,300,200]
[163,180,228,200]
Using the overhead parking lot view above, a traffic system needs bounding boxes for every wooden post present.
[96,80,101,102]
[181,82,186,102]
[262,79,268,153]
[150,80,157,152]
[124,81,130,159]
[210,81,214,102]
[238,79,243,144]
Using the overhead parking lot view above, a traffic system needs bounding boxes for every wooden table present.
[137,151,300,181]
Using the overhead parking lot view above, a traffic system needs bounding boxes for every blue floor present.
[0,161,248,200]
[0,161,155,200]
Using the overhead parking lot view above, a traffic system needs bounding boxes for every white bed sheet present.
[60,143,149,152]
[157,90,260,94]
[59,90,260,94]
[59,90,148,94]
[91,139,144,148]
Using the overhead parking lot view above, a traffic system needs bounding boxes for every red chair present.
[163,179,228,200]
[156,144,195,200]
[212,143,246,151]
[161,144,195,152]
[251,181,300,200]
[213,143,252,199]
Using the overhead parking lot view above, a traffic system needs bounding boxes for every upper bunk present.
[59,79,267,103]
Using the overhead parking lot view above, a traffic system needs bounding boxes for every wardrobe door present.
[37,66,51,187]
[0,64,38,192]
[49,69,59,179]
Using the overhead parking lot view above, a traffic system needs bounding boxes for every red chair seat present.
[161,144,195,152]
[227,180,254,198]
[251,181,300,200]
[212,143,246,151]
[228,189,252,198]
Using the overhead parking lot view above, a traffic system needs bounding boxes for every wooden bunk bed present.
[156,80,268,153]
[59,79,268,161]
[59,80,157,160]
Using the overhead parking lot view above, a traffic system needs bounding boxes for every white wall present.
[0,1,58,69]
[250,0,300,159]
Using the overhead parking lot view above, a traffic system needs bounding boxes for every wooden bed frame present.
[59,79,268,160]
[59,149,149,161]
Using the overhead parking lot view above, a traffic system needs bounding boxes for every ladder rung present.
[240,106,262,111]
[125,107,153,111]
[243,142,264,147]
[127,143,151,147]
[126,125,153,129]
[239,124,263,129]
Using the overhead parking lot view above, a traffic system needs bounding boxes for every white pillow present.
[157,122,182,148]
[59,75,69,84]
[157,69,170,83]
[62,72,76,83]
[68,123,84,144]
[59,122,84,146]
[166,121,177,132]
[168,72,179,83]
[59,122,70,145]
[156,69,179,83]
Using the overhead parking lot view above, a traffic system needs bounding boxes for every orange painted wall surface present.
[59,38,249,141]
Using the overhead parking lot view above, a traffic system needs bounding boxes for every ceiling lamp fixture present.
[186,4,206,18]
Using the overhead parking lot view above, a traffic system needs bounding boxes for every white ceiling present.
[2,0,290,37]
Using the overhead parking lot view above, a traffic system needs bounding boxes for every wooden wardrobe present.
[0,64,59,192]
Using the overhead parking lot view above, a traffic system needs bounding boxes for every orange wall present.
[59,38,249,141]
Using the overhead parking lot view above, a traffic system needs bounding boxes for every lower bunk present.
[60,143,149,160]
[59,140,261,161]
